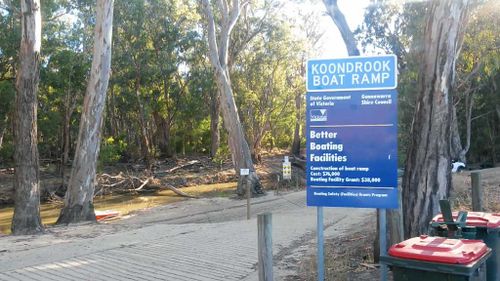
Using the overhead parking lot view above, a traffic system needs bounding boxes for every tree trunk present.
[57,0,114,224]
[201,0,262,195]
[61,89,76,175]
[0,115,7,150]
[210,89,220,158]
[450,98,473,163]
[291,91,301,157]
[323,0,360,56]
[163,78,174,157]
[153,111,170,157]
[450,105,465,162]
[251,125,266,164]
[11,0,43,235]
[402,0,469,238]
[324,0,405,254]
[134,76,153,167]
[108,82,118,136]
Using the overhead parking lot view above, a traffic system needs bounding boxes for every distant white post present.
[241,168,251,219]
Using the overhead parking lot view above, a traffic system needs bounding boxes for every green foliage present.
[0,81,15,116]
[99,137,128,165]
[231,3,306,155]
[212,144,231,167]
[0,142,14,165]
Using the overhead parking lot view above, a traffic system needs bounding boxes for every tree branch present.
[322,0,360,56]
[201,0,223,71]
[216,0,228,19]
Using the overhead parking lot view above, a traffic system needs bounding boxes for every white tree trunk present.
[11,0,43,235]
[201,0,262,195]
[323,0,360,56]
[57,0,114,224]
[402,0,469,238]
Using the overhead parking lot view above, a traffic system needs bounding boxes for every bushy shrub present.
[0,142,14,166]
[212,145,231,168]
[99,136,127,165]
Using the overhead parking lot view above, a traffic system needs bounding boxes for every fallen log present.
[101,179,127,188]
[154,160,200,175]
[157,184,199,199]
[134,177,198,198]
[134,177,152,191]
[97,172,198,199]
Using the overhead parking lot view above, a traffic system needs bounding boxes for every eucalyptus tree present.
[11,0,43,235]
[112,0,154,166]
[232,15,304,161]
[0,0,20,154]
[355,1,427,246]
[0,83,13,152]
[402,0,470,237]
[109,0,203,160]
[41,49,88,171]
[57,0,114,224]
[451,0,500,163]
[204,0,280,159]
[201,0,263,195]
[322,0,359,56]
[145,0,202,157]
[289,9,323,157]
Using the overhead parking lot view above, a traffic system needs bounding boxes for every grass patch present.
[287,221,379,281]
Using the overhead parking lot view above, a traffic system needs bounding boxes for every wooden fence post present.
[246,175,251,220]
[471,172,483,211]
[258,213,273,281]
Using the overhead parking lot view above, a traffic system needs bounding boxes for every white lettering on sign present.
[308,56,395,91]
[309,130,347,163]
[310,153,347,162]
[310,60,391,75]
[310,130,338,139]
[310,142,344,152]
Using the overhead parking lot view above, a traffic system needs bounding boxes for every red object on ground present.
[95,210,120,221]
[431,212,500,228]
[388,235,488,264]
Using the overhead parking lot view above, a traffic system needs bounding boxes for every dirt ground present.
[282,218,378,281]
[450,167,500,212]
[286,167,500,281]
[0,156,499,280]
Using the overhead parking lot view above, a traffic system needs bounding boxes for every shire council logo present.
[310,109,327,122]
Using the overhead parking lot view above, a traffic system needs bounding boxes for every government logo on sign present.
[310,109,327,122]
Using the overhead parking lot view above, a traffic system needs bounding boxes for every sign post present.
[306,55,398,281]
[241,169,251,220]
[317,206,324,281]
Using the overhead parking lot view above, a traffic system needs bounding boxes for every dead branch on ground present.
[95,161,200,198]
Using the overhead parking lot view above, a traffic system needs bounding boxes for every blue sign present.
[306,55,397,92]
[306,89,398,209]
